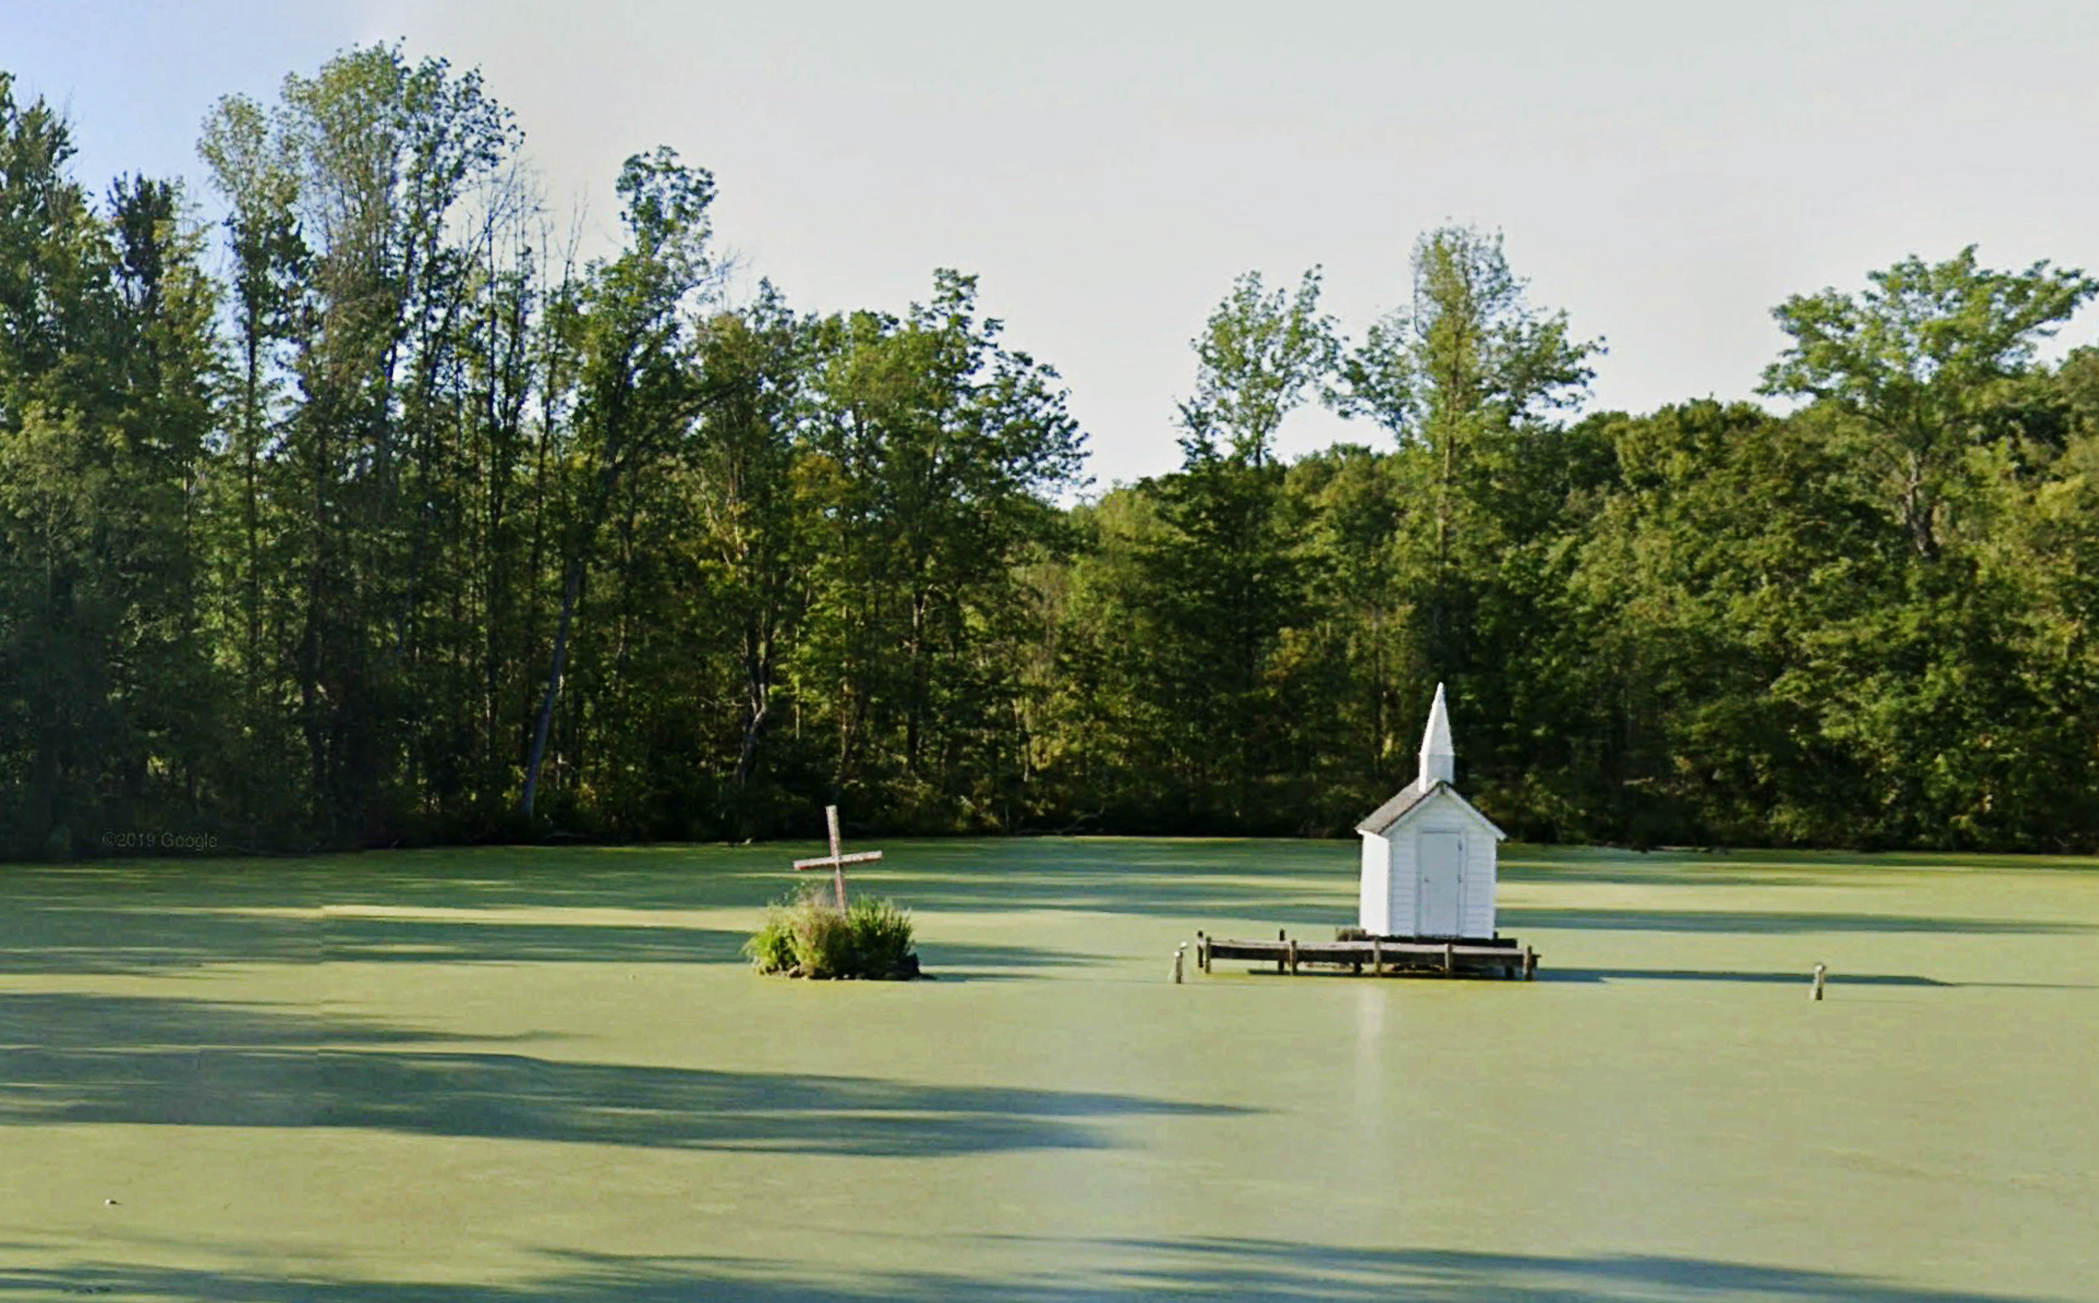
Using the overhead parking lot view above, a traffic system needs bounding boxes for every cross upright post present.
[791,804,882,910]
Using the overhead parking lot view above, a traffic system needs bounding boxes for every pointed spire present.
[1417,682,1454,791]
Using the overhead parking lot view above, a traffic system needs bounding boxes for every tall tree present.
[689,284,819,823]
[0,74,113,855]
[520,146,716,818]
[201,45,524,840]
[1120,269,1336,828]
[102,174,223,825]
[198,93,305,724]
[1283,443,1412,818]
[800,270,1084,827]
[1182,268,1338,466]
[1761,246,2098,561]
[0,78,224,855]
[1337,225,1600,685]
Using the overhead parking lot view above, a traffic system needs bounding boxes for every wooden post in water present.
[1443,942,1454,976]
[1372,936,1383,976]
[1287,938,1299,975]
[1812,962,1827,1001]
[1277,928,1287,973]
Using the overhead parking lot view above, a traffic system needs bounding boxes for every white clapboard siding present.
[1389,830,1418,933]
[1358,833,1391,934]
[1464,820,1498,937]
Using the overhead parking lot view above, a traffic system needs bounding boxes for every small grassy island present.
[745,888,921,980]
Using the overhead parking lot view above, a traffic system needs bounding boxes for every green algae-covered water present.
[2,840,2095,1301]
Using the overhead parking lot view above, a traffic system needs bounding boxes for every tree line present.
[3,48,2096,857]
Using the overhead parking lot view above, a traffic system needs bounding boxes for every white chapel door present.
[1416,831,1464,937]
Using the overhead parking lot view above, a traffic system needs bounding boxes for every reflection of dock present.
[1196,930,1537,980]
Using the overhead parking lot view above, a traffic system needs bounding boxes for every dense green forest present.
[4,48,2097,858]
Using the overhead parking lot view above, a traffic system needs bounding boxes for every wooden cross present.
[792,805,881,910]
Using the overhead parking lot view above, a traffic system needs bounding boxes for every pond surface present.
[1,840,2094,1301]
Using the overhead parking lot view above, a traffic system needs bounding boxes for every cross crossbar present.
[793,851,884,870]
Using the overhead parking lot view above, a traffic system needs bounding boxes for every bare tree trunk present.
[520,555,582,817]
[733,615,775,790]
[734,701,769,789]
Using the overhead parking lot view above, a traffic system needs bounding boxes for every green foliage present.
[1762,246,2098,560]
[1338,226,1600,444]
[786,900,859,979]
[1078,268,1336,831]
[742,903,800,975]
[745,887,919,980]
[5,47,2099,857]
[845,895,919,979]
[1183,267,1338,466]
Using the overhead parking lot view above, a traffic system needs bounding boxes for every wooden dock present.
[1195,930,1537,980]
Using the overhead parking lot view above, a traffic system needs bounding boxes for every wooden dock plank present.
[1198,934,1539,979]
[1202,940,1521,962]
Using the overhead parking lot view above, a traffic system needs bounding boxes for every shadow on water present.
[8,842,2091,980]
[0,896,310,974]
[0,1239,2070,1303]
[46,840,1357,919]
[0,903,752,974]
[322,915,749,966]
[1505,845,2099,882]
[1502,907,2088,936]
[1499,859,1846,890]
[911,940,1109,977]
[1544,967,1950,987]
[0,844,1357,978]
[869,841,1353,924]
[1543,967,2096,991]
[0,859,1131,982]
[0,883,752,974]
[0,993,1237,1156]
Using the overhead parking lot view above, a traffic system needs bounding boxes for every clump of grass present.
[787,895,858,978]
[744,899,800,975]
[745,885,920,980]
[845,895,916,978]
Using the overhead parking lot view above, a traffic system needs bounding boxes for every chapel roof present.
[1354,780,1508,839]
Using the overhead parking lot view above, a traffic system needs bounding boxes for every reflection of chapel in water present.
[1355,683,1506,940]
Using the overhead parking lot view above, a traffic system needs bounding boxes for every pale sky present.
[10,0,2099,490]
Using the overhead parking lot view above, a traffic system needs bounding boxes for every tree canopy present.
[2,51,2097,857]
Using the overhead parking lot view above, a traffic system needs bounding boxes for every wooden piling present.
[1371,937,1383,976]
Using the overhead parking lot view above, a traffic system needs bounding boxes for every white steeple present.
[1417,682,1455,792]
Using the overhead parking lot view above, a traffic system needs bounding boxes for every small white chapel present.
[1356,683,1506,940]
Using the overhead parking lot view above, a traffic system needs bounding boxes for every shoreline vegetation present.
[4,47,2098,862]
